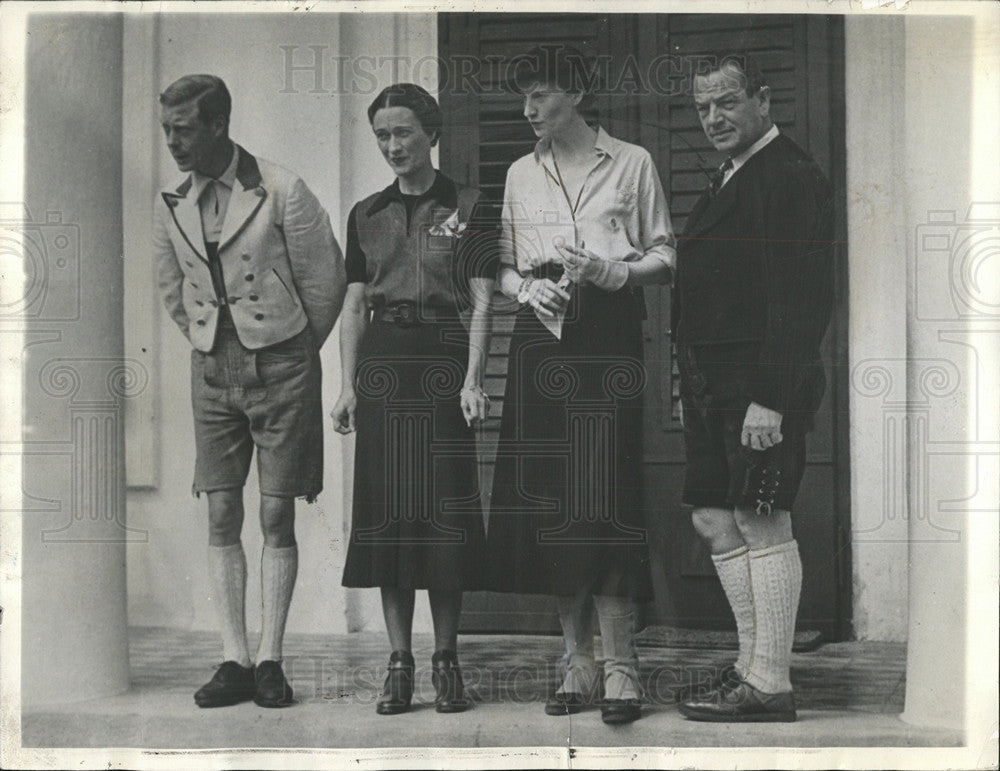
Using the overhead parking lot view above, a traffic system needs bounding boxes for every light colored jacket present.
[154,145,345,351]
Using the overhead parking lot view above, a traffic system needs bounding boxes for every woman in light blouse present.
[486,46,676,725]
[332,83,497,716]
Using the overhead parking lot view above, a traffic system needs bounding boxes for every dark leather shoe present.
[674,663,741,703]
[545,691,587,716]
[600,698,642,725]
[679,679,797,722]
[254,660,295,708]
[194,661,256,708]
[431,649,469,713]
[376,650,414,715]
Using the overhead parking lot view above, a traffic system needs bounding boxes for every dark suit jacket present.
[673,132,835,415]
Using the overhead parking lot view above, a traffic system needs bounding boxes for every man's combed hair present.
[695,52,768,96]
[367,83,443,145]
[159,74,232,126]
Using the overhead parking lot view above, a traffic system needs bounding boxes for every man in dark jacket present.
[673,54,834,722]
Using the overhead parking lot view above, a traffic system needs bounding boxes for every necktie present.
[709,158,734,196]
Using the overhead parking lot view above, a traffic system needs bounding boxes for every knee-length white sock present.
[256,545,298,663]
[711,545,753,677]
[207,542,251,667]
[743,540,802,694]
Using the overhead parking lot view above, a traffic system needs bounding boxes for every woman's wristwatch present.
[516,276,534,304]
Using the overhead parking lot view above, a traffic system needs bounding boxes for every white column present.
[20,15,130,706]
[899,13,1000,735]
[844,16,909,642]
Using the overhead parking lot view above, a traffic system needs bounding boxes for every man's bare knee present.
[733,508,793,549]
[691,508,745,554]
[207,488,244,546]
[260,495,295,548]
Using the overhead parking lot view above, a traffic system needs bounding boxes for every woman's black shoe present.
[431,649,469,713]
[600,698,642,725]
[544,691,586,716]
[376,650,415,715]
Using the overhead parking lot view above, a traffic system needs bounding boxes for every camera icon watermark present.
[0,203,81,323]
[914,203,1000,321]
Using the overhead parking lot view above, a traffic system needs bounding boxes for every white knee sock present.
[555,591,597,695]
[207,543,251,667]
[711,545,753,677]
[256,545,298,663]
[743,540,802,694]
[594,595,640,700]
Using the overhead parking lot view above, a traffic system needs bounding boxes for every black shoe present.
[679,679,797,722]
[600,698,642,725]
[431,649,469,713]
[674,663,741,703]
[254,660,295,708]
[376,650,414,715]
[544,690,587,716]
[194,661,256,708]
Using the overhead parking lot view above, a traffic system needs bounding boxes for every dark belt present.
[372,302,460,328]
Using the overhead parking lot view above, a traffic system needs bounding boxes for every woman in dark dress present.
[487,47,676,724]
[332,84,497,715]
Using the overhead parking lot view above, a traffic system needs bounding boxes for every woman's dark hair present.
[509,44,597,113]
[367,83,442,145]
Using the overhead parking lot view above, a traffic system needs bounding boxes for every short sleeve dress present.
[341,172,499,590]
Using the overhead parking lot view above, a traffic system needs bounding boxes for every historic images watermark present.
[851,204,1000,543]
[1,204,149,543]
[278,46,751,98]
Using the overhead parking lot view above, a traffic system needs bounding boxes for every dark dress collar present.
[366,171,458,217]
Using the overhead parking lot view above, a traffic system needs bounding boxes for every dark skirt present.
[486,283,653,599]
[341,318,485,590]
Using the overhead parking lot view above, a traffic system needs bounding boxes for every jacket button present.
[245,273,254,282]
[242,254,251,262]
[191,282,199,289]
[249,294,259,301]
[195,300,204,306]
[196,319,206,326]
[254,313,264,321]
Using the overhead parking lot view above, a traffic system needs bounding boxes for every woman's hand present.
[555,241,629,291]
[330,390,357,434]
[461,383,490,426]
[523,277,571,317]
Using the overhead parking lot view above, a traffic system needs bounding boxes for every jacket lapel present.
[218,146,267,251]
[685,176,739,239]
[162,175,207,263]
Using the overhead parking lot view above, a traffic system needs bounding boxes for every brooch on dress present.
[428,209,467,239]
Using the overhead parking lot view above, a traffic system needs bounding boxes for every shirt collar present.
[191,141,238,199]
[366,171,458,216]
[730,124,779,174]
[532,125,617,164]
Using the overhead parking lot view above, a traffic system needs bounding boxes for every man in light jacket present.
[154,74,345,709]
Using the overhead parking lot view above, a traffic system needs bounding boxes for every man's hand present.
[742,401,783,450]
[330,390,357,434]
